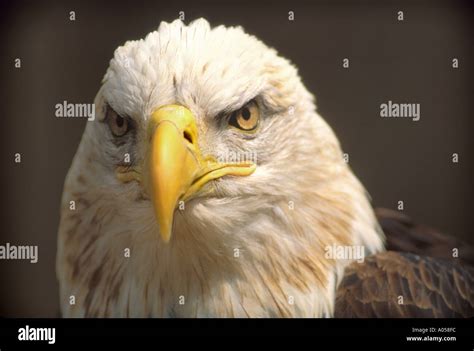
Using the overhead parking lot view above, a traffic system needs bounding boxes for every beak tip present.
[159,224,172,243]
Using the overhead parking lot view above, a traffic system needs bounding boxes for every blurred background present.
[0,0,472,317]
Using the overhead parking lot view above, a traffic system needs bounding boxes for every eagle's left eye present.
[229,101,260,132]
[106,105,131,137]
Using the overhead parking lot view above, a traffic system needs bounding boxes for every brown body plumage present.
[336,209,474,317]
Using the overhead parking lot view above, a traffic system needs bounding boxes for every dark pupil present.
[116,116,124,128]
[241,108,251,120]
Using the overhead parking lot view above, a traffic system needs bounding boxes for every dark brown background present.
[0,0,472,317]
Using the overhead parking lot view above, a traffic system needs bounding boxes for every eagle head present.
[57,18,384,317]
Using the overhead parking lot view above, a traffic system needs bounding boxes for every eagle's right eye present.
[106,105,131,137]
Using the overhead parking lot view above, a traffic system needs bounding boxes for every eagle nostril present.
[183,130,193,144]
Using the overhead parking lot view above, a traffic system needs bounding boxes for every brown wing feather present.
[375,208,474,266]
[335,251,474,317]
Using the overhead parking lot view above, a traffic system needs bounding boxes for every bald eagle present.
[56,19,474,318]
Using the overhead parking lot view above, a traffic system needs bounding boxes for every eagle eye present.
[106,105,131,137]
[229,101,260,132]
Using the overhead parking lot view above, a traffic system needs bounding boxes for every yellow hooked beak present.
[145,105,256,242]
